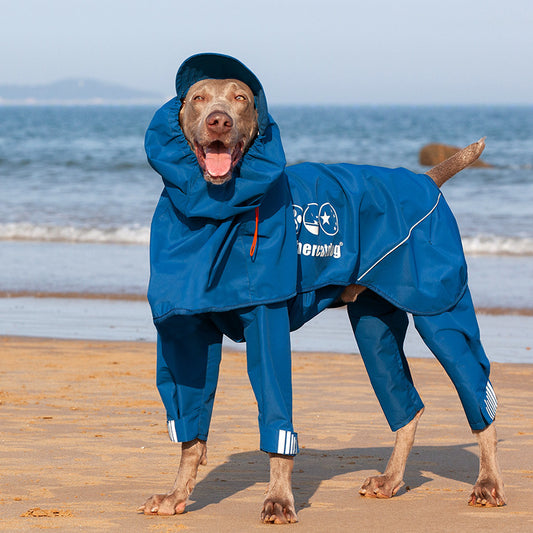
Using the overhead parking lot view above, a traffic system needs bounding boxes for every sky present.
[1,0,532,105]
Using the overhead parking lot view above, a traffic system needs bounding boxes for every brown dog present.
[139,78,505,522]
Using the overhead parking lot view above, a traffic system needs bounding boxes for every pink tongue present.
[205,148,232,177]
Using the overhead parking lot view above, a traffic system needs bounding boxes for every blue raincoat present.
[146,56,467,323]
[146,53,496,453]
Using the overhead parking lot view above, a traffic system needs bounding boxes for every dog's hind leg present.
[359,408,423,498]
[426,137,486,187]
[470,423,506,506]
[347,291,425,498]
[413,288,505,506]
[138,439,207,515]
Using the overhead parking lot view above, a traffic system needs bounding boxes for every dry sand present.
[1,335,533,532]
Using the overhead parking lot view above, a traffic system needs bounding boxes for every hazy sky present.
[2,0,532,104]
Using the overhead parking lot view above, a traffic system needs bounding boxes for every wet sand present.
[1,336,533,532]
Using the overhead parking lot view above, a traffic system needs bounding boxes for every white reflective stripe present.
[284,431,292,454]
[277,430,287,454]
[167,420,178,443]
[484,383,496,419]
[290,434,297,455]
[484,382,497,419]
[487,382,497,408]
[277,430,297,455]
[485,398,496,419]
[486,382,497,405]
[357,193,443,282]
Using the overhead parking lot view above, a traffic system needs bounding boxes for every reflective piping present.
[357,193,443,282]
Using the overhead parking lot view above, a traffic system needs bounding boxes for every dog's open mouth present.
[195,140,244,183]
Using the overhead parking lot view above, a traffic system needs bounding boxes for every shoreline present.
[1,290,533,316]
[1,333,532,365]
[1,296,532,364]
[1,336,532,532]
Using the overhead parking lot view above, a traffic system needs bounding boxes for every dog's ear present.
[178,99,186,130]
[179,97,187,119]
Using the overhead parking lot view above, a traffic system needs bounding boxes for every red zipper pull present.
[250,206,259,257]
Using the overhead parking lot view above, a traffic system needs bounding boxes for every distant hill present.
[0,78,164,104]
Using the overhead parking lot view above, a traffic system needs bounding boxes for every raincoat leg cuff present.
[166,418,208,444]
[388,398,425,432]
[260,428,299,456]
[465,380,498,430]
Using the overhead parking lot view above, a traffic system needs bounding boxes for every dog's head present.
[179,78,259,185]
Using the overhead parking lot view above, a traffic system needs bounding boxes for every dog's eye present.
[192,95,205,101]
[235,95,247,101]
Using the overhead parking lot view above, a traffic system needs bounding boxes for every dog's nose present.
[206,111,233,134]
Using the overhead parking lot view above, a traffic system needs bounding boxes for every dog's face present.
[179,78,259,185]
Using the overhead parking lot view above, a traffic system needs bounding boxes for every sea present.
[1,104,532,362]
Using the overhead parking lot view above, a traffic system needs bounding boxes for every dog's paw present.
[137,493,187,516]
[261,498,298,524]
[468,479,506,507]
[359,474,403,499]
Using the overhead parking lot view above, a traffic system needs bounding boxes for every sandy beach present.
[2,335,533,532]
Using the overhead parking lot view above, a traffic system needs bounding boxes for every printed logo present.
[318,203,339,236]
[293,205,303,235]
[303,203,320,235]
[293,203,340,237]
[293,201,343,259]
[297,241,343,259]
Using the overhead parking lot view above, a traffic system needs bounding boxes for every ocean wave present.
[1,223,532,255]
[0,223,150,245]
[462,235,533,256]
[1,157,149,173]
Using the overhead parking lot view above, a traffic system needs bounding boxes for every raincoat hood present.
[146,53,297,318]
[145,53,285,220]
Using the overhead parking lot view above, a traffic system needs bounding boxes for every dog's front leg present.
[360,408,423,498]
[261,453,298,524]
[469,423,506,507]
[138,438,207,515]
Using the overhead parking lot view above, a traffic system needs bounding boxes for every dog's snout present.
[206,111,233,135]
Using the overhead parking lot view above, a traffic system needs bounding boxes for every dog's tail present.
[426,137,486,188]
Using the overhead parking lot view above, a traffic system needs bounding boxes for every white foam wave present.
[0,223,150,245]
[462,235,533,256]
[1,223,532,255]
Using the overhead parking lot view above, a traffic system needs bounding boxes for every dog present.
[139,54,505,523]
